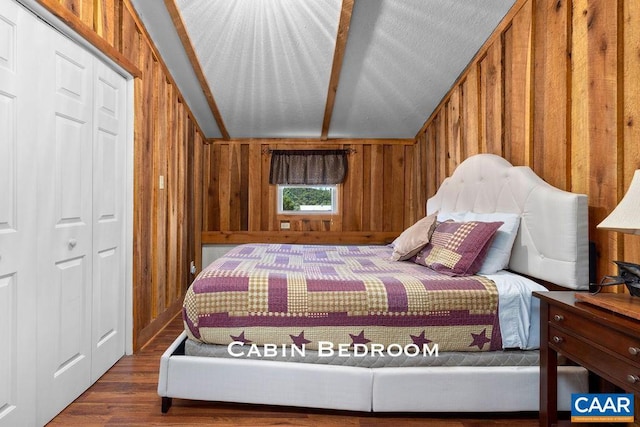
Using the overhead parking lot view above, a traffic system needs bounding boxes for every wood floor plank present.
[49,314,541,426]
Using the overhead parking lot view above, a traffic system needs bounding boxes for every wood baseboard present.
[135,298,183,352]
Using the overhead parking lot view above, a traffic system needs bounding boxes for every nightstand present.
[534,291,640,426]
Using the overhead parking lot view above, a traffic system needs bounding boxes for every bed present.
[158,153,590,413]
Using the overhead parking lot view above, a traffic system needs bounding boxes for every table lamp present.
[596,169,640,296]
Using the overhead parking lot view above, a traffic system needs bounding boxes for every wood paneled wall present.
[36,0,640,352]
[36,0,205,350]
[202,140,426,245]
[417,0,640,284]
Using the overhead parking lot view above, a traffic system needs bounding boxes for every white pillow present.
[390,212,438,261]
[436,211,467,222]
[463,212,521,274]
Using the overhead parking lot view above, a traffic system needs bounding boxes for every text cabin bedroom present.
[1,0,640,426]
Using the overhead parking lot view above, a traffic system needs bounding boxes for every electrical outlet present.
[280,221,290,230]
[190,261,196,275]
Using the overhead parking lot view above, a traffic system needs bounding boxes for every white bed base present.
[159,332,587,413]
[158,154,591,414]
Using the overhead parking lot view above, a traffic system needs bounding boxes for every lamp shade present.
[597,169,640,235]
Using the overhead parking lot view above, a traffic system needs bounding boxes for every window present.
[277,185,338,214]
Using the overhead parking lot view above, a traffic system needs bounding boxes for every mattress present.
[185,338,540,368]
[183,244,546,353]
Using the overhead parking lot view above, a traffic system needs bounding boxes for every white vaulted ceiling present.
[130,0,516,140]
[178,0,342,139]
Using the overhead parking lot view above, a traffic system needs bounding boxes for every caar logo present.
[571,393,634,423]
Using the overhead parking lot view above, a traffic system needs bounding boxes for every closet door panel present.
[0,1,37,425]
[1,1,129,423]
[36,26,94,426]
[91,60,127,381]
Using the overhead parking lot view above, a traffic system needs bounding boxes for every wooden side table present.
[534,291,640,426]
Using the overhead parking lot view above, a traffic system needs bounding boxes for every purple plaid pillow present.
[413,220,503,276]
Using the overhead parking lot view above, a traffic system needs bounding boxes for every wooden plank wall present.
[36,0,205,350]
[36,0,640,348]
[417,0,640,284]
[202,140,426,245]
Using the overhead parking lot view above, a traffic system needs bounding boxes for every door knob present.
[68,238,77,249]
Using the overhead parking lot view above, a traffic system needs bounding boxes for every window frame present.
[276,184,339,215]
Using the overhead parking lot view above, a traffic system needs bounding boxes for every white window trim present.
[277,185,338,215]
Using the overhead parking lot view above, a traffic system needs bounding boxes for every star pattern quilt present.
[183,244,502,352]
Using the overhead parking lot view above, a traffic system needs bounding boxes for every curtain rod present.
[261,147,357,155]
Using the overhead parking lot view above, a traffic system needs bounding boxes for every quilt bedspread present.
[183,244,501,351]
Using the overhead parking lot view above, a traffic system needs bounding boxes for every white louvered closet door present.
[0,1,37,425]
[35,21,96,426]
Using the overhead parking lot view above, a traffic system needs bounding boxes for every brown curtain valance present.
[268,150,348,185]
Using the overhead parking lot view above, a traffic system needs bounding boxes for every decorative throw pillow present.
[390,212,439,261]
[414,220,503,276]
[464,212,521,274]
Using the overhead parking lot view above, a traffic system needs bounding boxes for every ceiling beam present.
[164,0,230,140]
[320,0,355,140]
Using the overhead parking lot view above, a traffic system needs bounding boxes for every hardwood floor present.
[49,315,541,426]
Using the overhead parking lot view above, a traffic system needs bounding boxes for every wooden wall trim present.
[135,298,183,351]
[202,231,399,245]
[36,0,142,77]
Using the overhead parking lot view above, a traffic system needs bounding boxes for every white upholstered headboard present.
[426,154,589,290]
